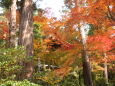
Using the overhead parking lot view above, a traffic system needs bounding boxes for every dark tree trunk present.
[19,0,34,79]
[9,0,17,47]
[19,0,24,14]
[82,49,93,86]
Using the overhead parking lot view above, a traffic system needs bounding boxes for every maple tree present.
[65,0,115,85]
[87,28,115,84]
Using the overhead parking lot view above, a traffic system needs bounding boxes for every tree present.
[9,0,17,47]
[87,29,115,85]
[79,23,93,86]
[65,0,115,86]
[65,1,94,86]
[19,0,34,79]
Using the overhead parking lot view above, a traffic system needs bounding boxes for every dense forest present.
[0,0,115,86]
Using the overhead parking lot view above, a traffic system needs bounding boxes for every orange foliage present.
[54,67,72,77]
[33,14,78,50]
[88,35,113,52]
[87,28,115,64]
[0,21,9,39]
[67,0,115,27]
[88,27,115,51]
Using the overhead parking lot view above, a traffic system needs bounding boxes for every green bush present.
[0,46,26,80]
[0,80,42,86]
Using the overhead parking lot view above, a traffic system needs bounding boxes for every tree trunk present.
[82,50,93,86]
[9,0,17,47]
[79,23,93,86]
[104,53,109,85]
[19,0,34,79]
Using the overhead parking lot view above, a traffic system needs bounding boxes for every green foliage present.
[93,71,115,86]
[0,0,11,9]
[58,74,80,86]
[34,23,43,45]
[88,24,95,36]
[0,39,6,48]
[0,46,26,80]
[34,23,42,39]
[56,68,83,86]
[0,80,42,86]
[33,71,62,85]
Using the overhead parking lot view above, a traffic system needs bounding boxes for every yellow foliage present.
[91,62,104,72]
[34,40,40,49]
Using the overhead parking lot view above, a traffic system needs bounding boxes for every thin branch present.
[33,0,39,5]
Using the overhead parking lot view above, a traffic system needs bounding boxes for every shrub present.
[0,80,42,86]
[0,46,26,80]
